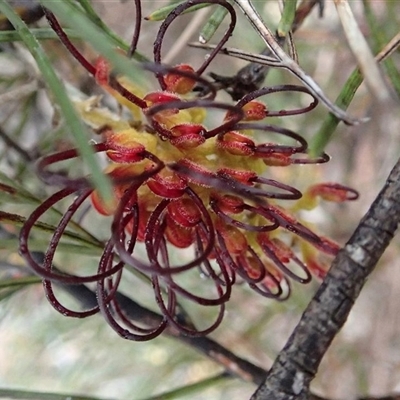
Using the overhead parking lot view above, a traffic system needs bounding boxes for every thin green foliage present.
[145,1,211,21]
[277,0,296,37]
[140,373,230,400]
[75,0,147,61]
[0,172,102,246]
[0,0,114,204]
[0,28,77,42]
[310,0,400,156]
[0,388,112,400]
[42,0,147,92]
[0,276,41,289]
[0,237,103,256]
[363,0,400,98]
[0,211,102,249]
[0,287,25,302]
[199,3,229,43]
[309,69,363,156]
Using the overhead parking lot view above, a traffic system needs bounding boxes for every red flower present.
[19,4,358,341]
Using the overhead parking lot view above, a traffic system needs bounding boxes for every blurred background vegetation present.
[0,1,399,399]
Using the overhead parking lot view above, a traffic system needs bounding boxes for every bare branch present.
[251,158,400,399]
[232,0,366,125]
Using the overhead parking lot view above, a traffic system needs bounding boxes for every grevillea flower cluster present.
[19,1,358,340]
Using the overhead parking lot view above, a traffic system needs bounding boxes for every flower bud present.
[217,131,255,156]
[170,124,206,149]
[217,219,248,255]
[164,64,196,94]
[262,152,291,166]
[94,56,110,86]
[165,216,194,248]
[143,91,181,108]
[106,131,146,163]
[241,101,268,121]
[147,171,186,198]
[309,183,359,202]
[168,198,201,228]
[210,193,244,214]
[217,167,257,185]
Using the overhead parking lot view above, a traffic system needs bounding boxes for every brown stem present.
[251,158,400,399]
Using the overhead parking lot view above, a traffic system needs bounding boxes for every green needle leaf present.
[0,27,77,42]
[0,0,114,204]
[146,1,211,21]
[199,4,229,44]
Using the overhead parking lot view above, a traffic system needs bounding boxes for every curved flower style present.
[19,1,358,341]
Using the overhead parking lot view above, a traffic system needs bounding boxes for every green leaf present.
[199,4,229,44]
[139,373,230,400]
[0,0,114,204]
[75,0,147,61]
[0,174,102,246]
[0,238,103,256]
[42,0,147,85]
[0,388,113,400]
[363,0,400,98]
[277,0,296,38]
[0,27,77,42]
[145,1,212,21]
[0,276,41,289]
[309,69,363,156]
[0,211,103,249]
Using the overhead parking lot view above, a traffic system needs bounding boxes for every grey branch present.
[251,158,400,400]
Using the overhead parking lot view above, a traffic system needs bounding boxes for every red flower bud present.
[170,124,206,149]
[217,131,255,156]
[125,204,151,242]
[262,152,291,166]
[94,56,110,86]
[90,190,118,216]
[238,255,263,280]
[258,234,290,262]
[143,91,180,107]
[217,167,257,185]
[165,215,194,248]
[90,165,140,215]
[167,198,202,228]
[309,183,359,202]
[225,100,267,122]
[147,171,186,198]
[164,64,196,94]
[176,159,215,187]
[217,219,248,255]
[106,131,146,163]
[241,101,268,121]
[210,193,244,214]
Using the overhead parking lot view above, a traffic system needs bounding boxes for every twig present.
[334,0,391,102]
[163,6,210,64]
[37,253,268,385]
[0,125,35,162]
[0,80,38,105]
[232,0,365,125]
[251,158,400,399]
[191,0,321,100]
